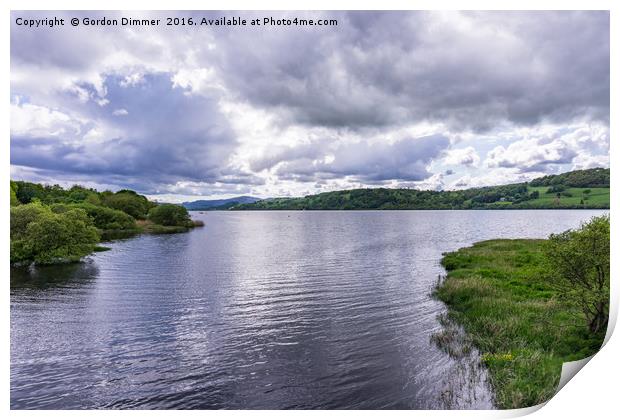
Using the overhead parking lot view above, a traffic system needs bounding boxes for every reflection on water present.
[11,261,100,289]
[10,210,606,409]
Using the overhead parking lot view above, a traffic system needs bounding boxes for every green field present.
[435,239,605,409]
[524,186,609,207]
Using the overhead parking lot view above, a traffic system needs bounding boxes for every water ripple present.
[11,210,605,409]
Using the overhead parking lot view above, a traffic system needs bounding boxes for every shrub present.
[14,181,45,204]
[53,203,137,231]
[102,191,150,219]
[11,202,100,264]
[543,215,610,334]
[147,204,192,227]
[546,185,566,194]
[10,181,19,206]
[10,200,49,235]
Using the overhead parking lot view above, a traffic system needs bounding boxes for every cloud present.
[11,101,82,138]
[450,168,546,190]
[10,11,609,198]
[443,146,480,167]
[11,73,243,193]
[485,138,577,172]
[209,11,609,131]
[483,122,608,173]
[252,134,450,183]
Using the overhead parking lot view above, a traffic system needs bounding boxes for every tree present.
[14,181,45,204]
[148,204,192,227]
[102,191,150,219]
[10,181,19,206]
[544,215,610,334]
[53,202,137,231]
[10,200,49,235]
[547,185,566,194]
[11,202,100,264]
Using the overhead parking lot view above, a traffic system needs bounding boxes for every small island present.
[10,182,203,266]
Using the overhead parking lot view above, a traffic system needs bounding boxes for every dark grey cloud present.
[210,11,609,131]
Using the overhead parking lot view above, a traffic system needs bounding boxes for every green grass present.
[435,239,604,409]
[524,186,609,207]
[93,245,112,252]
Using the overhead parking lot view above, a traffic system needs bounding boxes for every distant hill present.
[183,196,261,211]
[528,167,609,188]
[234,168,609,211]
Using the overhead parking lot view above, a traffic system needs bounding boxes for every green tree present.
[544,215,610,334]
[10,200,49,235]
[10,181,19,206]
[53,202,137,231]
[14,181,45,204]
[102,191,150,219]
[11,202,100,264]
[148,204,192,227]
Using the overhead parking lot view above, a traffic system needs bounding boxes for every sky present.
[10,11,610,203]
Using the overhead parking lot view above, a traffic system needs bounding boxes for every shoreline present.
[225,207,609,211]
[433,239,606,409]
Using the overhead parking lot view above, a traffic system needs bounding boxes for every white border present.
[2,1,616,419]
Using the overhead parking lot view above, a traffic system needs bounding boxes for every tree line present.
[235,168,609,210]
[10,181,202,266]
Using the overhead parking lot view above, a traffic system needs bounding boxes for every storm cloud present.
[10,11,610,200]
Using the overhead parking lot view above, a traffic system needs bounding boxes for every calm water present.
[10,210,606,409]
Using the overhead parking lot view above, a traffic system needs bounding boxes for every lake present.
[10,210,607,409]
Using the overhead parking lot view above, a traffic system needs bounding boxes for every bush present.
[73,203,136,231]
[11,202,100,265]
[546,185,566,194]
[10,181,19,206]
[147,204,192,227]
[102,191,150,219]
[14,181,45,204]
[544,215,610,334]
[10,200,49,235]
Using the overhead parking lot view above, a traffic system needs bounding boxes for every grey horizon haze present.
[10,11,609,202]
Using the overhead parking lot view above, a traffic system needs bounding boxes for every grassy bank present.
[434,239,605,409]
[135,219,204,234]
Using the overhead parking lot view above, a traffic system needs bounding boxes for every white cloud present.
[443,146,480,167]
[449,168,546,190]
[11,101,81,138]
[120,72,145,87]
[484,122,608,172]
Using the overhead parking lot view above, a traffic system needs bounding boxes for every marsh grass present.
[135,219,199,234]
[435,239,605,409]
[93,245,112,252]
